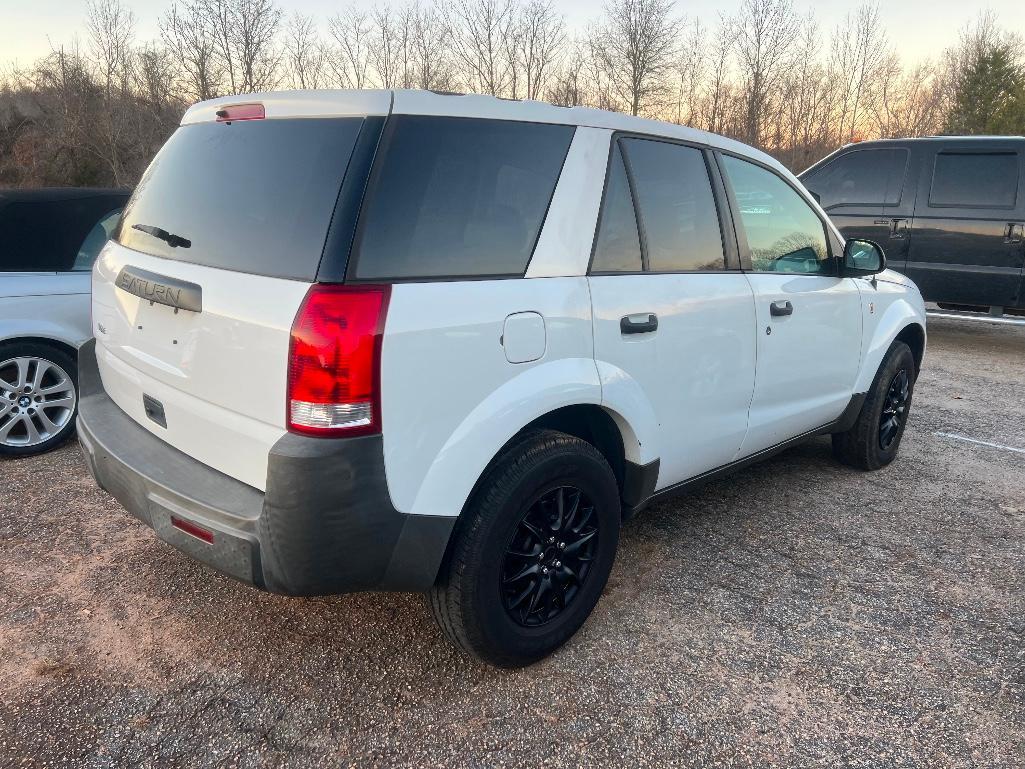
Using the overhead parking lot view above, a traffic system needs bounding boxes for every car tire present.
[428,429,621,668]
[0,341,79,457]
[832,341,916,471]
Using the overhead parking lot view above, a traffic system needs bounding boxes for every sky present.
[1,0,1023,70]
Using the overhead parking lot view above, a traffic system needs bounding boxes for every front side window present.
[73,209,122,271]
[353,116,574,280]
[930,152,1019,208]
[721,155,831,275]
[802,148,908,209]
[591,143,642,273]
[620,138,726,272]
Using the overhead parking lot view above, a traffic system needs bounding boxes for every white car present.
[77,91,926,666]
[1,188,128,455]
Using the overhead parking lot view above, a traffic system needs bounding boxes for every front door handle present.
[620,313,658,334]
[769,300,793,317]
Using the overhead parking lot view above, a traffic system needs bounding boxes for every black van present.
[799,137,1025,313]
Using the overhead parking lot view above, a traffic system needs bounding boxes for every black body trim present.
[76,340,455,596]
[622,458,659,518]
[115,265,202,313]
[629,392,868,515]
[316,115,387,283]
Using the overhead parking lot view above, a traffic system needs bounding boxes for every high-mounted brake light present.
[287,284,391,438]
[215,103,265,122]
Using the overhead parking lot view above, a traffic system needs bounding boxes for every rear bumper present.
[76,339,455,596]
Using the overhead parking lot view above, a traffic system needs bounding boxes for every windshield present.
[117,117,364,281]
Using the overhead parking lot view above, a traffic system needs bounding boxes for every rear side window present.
[803,149,908,208]
[117,117,365,281]
[621,138,725,272]
[930,152,1019,208]
[352,116,573,280]
[591,143,642,273]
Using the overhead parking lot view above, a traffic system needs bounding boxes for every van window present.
[117,117,365,281]
[803,149,908,208]
[930,152,1019,208]
[352,116,574,280]
[721,154,831,275]
[591,143,642,273]
[620,138,726,272]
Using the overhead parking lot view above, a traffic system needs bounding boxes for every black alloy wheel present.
[500,485,598,627]
[879,368,910,450]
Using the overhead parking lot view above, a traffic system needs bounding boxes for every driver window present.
[721,155,831,275]
[72,209,122,271]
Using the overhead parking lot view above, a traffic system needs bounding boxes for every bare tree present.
[514,0,565,100]
[547,38,587,106]
[368,5,413,88]
[161,0,221,100]
[408,2,454,90]
[699,15,737,134]
[733,0,799,146]
[329,7,372,89]
[869,55,945,138]
[673,17,704,125]
[206,0,283,94]
[829,3,887,144]
[284,12,327,90]
[590,0,681,116]
[448,0,516,96]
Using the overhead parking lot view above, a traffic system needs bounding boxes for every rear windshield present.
[350,116,574,280]
[117,117,364,281]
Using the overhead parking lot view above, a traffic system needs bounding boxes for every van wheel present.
[0,342,79,456]
[832,341,915,471]
[428,430,621,668]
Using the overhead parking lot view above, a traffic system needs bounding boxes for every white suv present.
[78,90,926,667]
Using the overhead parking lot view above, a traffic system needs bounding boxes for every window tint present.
[118,118,365,280]
[354,116,574,280]
[721,154,831,275]
[0,197,124,272]
[591,143,642,273]
[803,149,908,208]
[930,152,1019,208]
[621,138,725,272]
[73,209,121,271]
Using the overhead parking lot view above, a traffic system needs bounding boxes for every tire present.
[428,429,621,668]
[0,341,79,457]
[832,340,915,471]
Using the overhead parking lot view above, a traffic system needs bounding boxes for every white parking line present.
[934,432,1025,455]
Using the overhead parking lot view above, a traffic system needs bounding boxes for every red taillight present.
[215,103,265,122]
[287,284,391,438]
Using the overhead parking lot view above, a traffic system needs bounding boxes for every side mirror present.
[841,239,886,277]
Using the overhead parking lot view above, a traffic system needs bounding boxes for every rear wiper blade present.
[132,223,191,249]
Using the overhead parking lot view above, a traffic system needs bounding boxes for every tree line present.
[1,0,1023,188]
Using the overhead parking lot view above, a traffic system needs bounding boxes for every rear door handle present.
[1006,223,1024,243]
[769,300,793,317]
[620,313,658,334]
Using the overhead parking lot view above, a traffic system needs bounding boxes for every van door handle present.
[889,218,909,239]
[1006,223,1024,243]
[620,313,658,334]
[769,300,793,317]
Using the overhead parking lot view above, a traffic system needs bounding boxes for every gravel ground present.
[1,316,1023,768]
